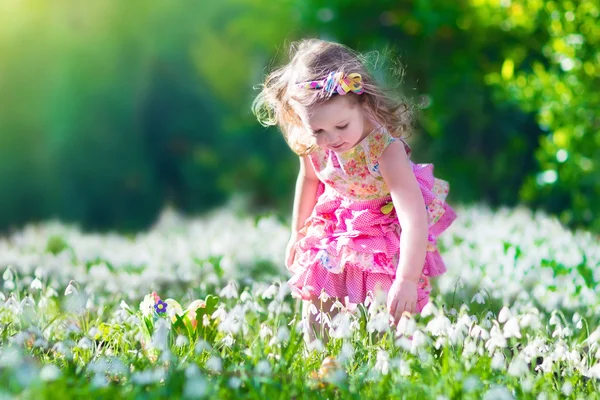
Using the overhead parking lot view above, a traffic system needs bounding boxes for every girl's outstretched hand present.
[387,278,418,324]
[285,232,305,268]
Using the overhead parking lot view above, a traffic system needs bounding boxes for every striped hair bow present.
[295,72,364,96]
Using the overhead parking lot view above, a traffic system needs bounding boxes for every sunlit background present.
[0,0,598,233]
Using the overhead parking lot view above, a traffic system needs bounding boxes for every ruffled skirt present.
[287,163,457,312]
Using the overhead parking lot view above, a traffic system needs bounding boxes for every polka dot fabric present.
[288,129,457,309]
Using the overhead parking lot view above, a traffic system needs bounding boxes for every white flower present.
[471,292,485,304]
[183,376,208,398]
[77,337,92,350]
[425,315,451,337]
[374,350,390,375]
[507,356,529,377]
[259,324,273,340]
[30,278,43,290]
[420,302,437,318]
[486,336,507,353]
[194,340,212,354]
[40,365,61,382]
[276,326,290,343]
[221,334,235,348]
[175,335,188,348]
[255,360,272,376]
[64,280,78,296]
[588,362,600,378]
[338,342,354,364]
[331,313,353,339]
[261,284,278,299]
[470,325,490,340]
[498,306,512,323]
[411,330,428,351]
[206,356,222,372]
[463,376,480,392]
[561,381,573,396]
[491,352,505,370]
[318,289,331,303]
[587,328,600,344]
[503,317,521,338]
[139,295,155,318]
[119,300,131,311]
[228,376,242,389]
[483,385,514,400]
[240,291,252,303]
[521,377,534,393]
[307,339,324,353]
[549,313,560,325]
[396,315,416,337]
[219,281,239,299]
[2,267,14,281]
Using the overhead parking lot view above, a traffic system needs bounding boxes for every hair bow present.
[296,72,364,96]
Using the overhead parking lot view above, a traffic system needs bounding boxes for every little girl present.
[253,39,457,343]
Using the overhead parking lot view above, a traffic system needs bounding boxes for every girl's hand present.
[387,278,418,324]
[285,231,305,268]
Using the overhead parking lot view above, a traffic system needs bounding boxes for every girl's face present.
[298,95,374,153]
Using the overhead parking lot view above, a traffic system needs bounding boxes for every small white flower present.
[194,340,212,354]
[483,385,514,400]
[307,339,325,353]
[338,341,354,364]
[2,267,14,281]
[240,291,252,303]
[219,281,239,299]
[396,314,416,337]
[221,334,235,348]
[276,326,290,343]
[425,315,451,337]
[183,376,208,398]
[503,317,521,338]
[259,324,273,340]
[64,280,78,296]
[508,356,529,377]
[77,337,92,350]
[255,360,272,376]
[374,350,390,375]
[471,292,485,304]
[521,377,534,393]
[40,365,61,382]
[175,335,188,348]
[411,330,427,351]
[549,313,560,325]
[228,376,242,389]
[261,284,278,299]
[139,295,155,318]
[561,381,573,396]
[588,362,600,378]
[420,302,437,318]
[498,306,512,324]
[491,352,505,370]
[318,289,330,303]
[30,278,43,290]
[206,356,222,372]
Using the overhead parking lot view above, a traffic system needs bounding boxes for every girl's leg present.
[302,294,342,346]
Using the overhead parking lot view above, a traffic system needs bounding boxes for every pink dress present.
[288,129,457,312]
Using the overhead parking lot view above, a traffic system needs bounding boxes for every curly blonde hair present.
[252,39,412,156]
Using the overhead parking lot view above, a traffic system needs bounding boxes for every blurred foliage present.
[0,0,597,233]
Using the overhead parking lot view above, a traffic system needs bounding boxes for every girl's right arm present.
[286,155,320,268]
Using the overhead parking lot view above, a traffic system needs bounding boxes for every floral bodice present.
[308,129,412,201]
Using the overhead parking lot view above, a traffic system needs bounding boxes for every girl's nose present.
[325,131,339,144]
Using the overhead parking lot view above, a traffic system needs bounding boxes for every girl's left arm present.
[378,140,429,283]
